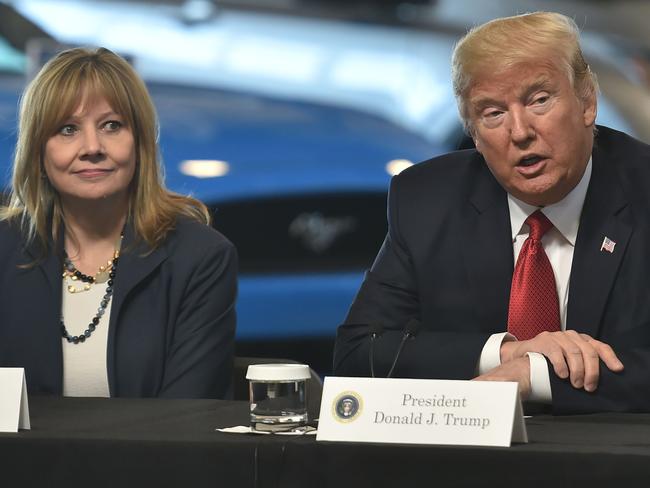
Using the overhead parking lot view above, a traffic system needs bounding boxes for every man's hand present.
[500,331,624,392]
[473,357,531,399]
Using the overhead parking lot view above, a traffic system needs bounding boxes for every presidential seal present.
[332,391,363,423]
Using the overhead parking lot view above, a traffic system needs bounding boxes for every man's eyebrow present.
[470,77,554,111]
[523,78,553,97]
[469,96,502,113]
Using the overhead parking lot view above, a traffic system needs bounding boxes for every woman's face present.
[43,94,136,208]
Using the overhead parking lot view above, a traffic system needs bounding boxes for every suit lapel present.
[106,223,168,394]
[566,150,631,337]
[461,159,514,331]
[38,246,63,293]
[23,226,64,295]
[109,223,168,321]
[26,223,169,315]
[22,226,64,393]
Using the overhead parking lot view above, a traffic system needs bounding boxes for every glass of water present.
[246,364,310,432]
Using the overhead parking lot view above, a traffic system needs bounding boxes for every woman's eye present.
[103,120,123,132]
[58,125,77,136]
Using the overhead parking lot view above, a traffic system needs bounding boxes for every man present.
[333,12,650,414]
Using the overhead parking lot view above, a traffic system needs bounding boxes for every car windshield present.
[10,0,464,148]
[0,37,25,74]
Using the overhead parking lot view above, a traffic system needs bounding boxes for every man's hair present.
[451,11,598,134]
[1,47,210,253]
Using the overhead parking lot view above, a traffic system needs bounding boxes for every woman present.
[0,47,237,399]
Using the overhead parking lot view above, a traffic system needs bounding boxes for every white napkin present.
[217,425,317,435]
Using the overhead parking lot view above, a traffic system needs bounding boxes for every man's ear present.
[582,90,597,127]
[470,128,482,154]
[463,122,477,152]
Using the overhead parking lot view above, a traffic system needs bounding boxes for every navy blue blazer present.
[0,216,237,399]
[334,126,650,414]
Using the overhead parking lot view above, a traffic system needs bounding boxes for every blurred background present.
[1,0,649,375]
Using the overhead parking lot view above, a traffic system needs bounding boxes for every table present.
[1,397,650,487]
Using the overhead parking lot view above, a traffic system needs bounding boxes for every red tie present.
[507,210,561,340]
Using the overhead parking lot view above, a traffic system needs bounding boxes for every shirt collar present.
[508,158,592,246]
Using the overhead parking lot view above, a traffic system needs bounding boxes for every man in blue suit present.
[334,12,650,414]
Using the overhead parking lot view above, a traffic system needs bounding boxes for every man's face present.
[468,61,596,206]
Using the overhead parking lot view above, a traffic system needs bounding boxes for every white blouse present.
[61,273,112,397]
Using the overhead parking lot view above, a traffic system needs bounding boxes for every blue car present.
[152,82,448,342]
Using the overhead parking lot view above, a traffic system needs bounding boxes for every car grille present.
[209,192,387,273]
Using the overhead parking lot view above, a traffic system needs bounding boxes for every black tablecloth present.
[1,397,650,487]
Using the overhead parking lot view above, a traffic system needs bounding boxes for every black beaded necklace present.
[60,246,121,345]
[64,259,97,283]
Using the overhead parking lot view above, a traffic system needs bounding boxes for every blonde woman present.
[0,47,236,399]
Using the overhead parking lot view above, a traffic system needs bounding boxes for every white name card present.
[0,368,31,433]
[316,377,527,447]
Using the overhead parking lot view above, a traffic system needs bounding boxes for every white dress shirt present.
[478,159,592,402]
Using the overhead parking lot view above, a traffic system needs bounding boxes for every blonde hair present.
[451,12,598,133]
[1,47,209,252]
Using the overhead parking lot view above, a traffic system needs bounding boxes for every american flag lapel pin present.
[600,236,616,253]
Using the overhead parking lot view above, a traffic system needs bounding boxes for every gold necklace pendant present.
[94,260,114,283]
[64,276,93,294]
[62,235,122,294]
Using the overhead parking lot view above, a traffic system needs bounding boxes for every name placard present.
[316,377,526,447]
[0,368,31,433]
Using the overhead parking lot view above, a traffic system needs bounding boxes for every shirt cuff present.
[526,352,552,403]
[477,332,516,375]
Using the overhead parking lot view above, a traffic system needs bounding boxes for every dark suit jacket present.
[0,216,237,399]
[334,126,650,414]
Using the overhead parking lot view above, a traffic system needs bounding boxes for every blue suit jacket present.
[334,126,650,414]
[0,217,237,399]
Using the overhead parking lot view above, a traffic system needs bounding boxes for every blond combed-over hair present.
[451,11,599,134]
[0,47,210,253]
